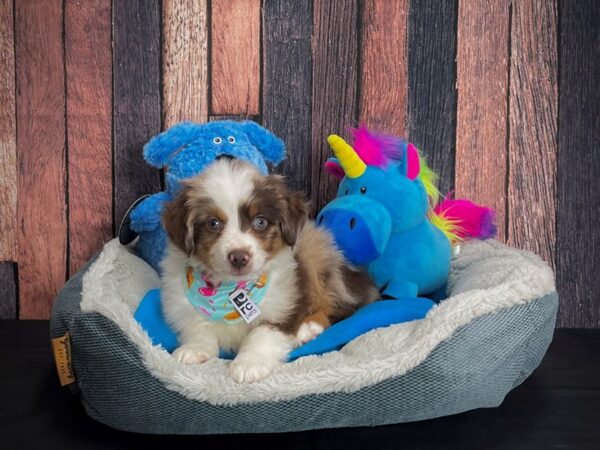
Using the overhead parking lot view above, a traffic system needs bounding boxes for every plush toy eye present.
[360,187,367,194]
[252,216,268,231]
[344,188,349,195]
[213,137,223,144]
[228,136,235,143]
[206,218,222,232]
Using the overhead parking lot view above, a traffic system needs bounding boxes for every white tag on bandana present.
[228,289,261,323]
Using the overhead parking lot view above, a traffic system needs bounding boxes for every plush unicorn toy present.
[317,127,496,300]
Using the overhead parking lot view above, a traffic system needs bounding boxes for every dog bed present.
[50,238,557,434]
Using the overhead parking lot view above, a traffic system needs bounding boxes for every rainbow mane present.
[349,126,495,245]
[351,126,403,167]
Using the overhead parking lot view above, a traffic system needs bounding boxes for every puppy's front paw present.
[172,345,215,365]
[296,320,325,345]
[229,354,275,383]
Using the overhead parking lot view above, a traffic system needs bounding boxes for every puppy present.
[161,158,378,383]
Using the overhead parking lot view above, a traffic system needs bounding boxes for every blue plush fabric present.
[134,290,435,358]
[129,120,286,272]
[288,297,435,360]
[134,289,178,353]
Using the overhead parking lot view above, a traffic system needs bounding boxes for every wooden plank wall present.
[15,0,67,319]
[311,0,359,213]
[455,0,510,240]
[0,0,17,318]
[162,0,209,127]
[407,0,457,196]
[557,0,600,328]
[1,0,598,327]
[65,0,113,275]
[113,0,162,230]
[262,0,312,194]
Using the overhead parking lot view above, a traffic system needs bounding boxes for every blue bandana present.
[183,264,270,324]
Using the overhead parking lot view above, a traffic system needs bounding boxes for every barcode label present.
[228,289,261,323]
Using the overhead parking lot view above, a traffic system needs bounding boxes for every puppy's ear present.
[280,191,309,246]
[162,187,195,255]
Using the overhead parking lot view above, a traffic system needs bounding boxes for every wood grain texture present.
[262,0,313,194]
[407,0,457,195]
[0,262,17,319]
[15,0,67,319]
[209,115,258,122]
[455,0,510,239]
[210,0,260,115]
[507,0,557,267]
[359,0,408,135]
[0,0,17,261]
[163,0,209,128]
[311,0,359,214]
[113,0,162,229]
[65,0,112,275]
[557,0,600,328]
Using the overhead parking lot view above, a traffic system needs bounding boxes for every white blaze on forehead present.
[193,160,267,277]
[199,159,257,211]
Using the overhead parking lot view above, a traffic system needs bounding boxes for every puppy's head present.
[162,159,308,280]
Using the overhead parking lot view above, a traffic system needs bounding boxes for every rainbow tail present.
[432,199,497,244]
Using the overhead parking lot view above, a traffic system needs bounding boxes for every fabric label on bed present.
[51,333,75,386]
[183,264,269,324]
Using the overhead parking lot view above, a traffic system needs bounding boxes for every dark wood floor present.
[0,321,598,450]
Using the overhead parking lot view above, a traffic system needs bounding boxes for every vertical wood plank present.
[311,0,359,214]
[113,0,162,228]
[163,0,209,128]
[359,0,408,136]
[0,0,17,262]
[507,0,557,267]
[15,0,67,319]
[407,0,458,195]
[262,0,313,194]
[0,262,17,319]
[65,0,112,275]
[455,1,510,239]
[211,0,260,115]
[557,0,600,328]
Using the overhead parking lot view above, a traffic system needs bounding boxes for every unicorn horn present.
[327,134,366,178]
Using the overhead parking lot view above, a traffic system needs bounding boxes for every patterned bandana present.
[183,264,270,325]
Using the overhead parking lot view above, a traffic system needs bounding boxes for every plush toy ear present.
[239,120,286,165]
[324,157,345,179]
[405,143,421,180]
[143,122,203,168]
[398,143,420,180]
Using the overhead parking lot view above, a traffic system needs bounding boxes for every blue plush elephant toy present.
[125,120,285,272]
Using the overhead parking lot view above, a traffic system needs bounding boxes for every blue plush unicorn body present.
[318,128,496,300]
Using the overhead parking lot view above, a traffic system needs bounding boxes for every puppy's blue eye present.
[252,216,268,231]
[228,136,235,143]
[213,137,222,144]
[207,218,222,231]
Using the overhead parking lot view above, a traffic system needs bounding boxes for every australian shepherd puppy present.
[160,158,378,383]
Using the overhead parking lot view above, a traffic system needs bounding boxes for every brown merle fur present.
[162,185,227,272]
[274,222,380,334]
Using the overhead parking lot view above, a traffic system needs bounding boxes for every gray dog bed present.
[50,239,557,434]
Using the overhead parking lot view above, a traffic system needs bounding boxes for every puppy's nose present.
[228,250,250,268]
